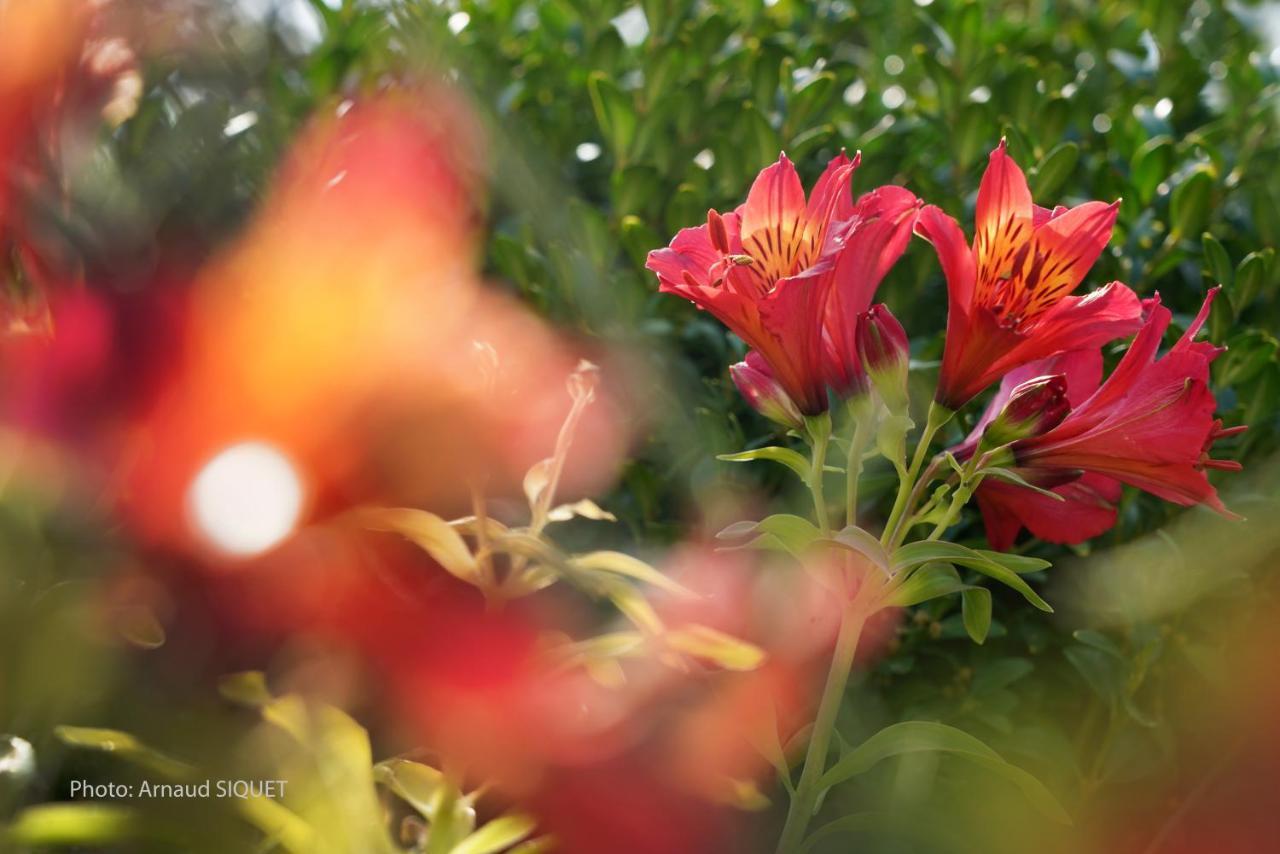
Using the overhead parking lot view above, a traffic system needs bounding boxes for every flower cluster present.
[650,142,1242,550]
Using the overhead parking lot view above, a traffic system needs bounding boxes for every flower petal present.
[739,154,807,285]
[1016,200,1120,318]
[974,140,1033,299]
[976,472,1121,550]
[914,204,976,317]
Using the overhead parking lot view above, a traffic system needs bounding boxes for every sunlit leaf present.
[569,550,690,595]
[547,498,617,522]
[360,508,478,583]
[54,727,194,780]
[373,759,446,819]
[522,458,553,508]
[218,671,273,707]
[5,804,144,846]
[452,813,538,854]
[665,624,766,670]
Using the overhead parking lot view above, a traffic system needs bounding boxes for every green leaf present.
[884,562,967,607]
[619,213,662,267]
[594,577,664,634]
[508,836,557,854]
[569,550,691,595]
[787,71,835,133]
[976,466,1067,501]
[1169,165,1215,242]
[452,813,538,854]
[818,721,1070,823]
[799,812,913,853]
[961,587,993,644]
[826,524,891,574]
[715,514,820,556]
[546,499,616,523]
[1064,645,1124,702]
[5,804,143,846]
[717,446,810,480]
[1033,141,1078,198]
[892,542,1052,611]
[1233,249,1272,315]
[970,658,1035,694]
[1072,629,1124,658]
[360,508,478,583]
[1201,233,1232,286]
[54,726,194,780]
[665,624,766,670]
[218,671,273,707]
[1130,136,1173,204]
[587,72,637,162]
[374,759,446,819]
[972,549,1052,574]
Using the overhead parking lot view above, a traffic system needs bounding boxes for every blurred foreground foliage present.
[3,1,1280,852]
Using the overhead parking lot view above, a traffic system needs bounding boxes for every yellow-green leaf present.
[361,508,478,583]
[665,624,766,671]
[452,813,538,854]
[570,550,690,596]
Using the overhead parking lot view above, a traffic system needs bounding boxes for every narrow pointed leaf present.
[360,508,478,583]
[717,446,811,480]
[570,551,690,595]
[892,542,1052,611]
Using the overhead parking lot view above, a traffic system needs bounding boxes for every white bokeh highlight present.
[188,441,304,557]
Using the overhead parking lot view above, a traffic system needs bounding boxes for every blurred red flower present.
[112,91,626,558]
[0,0,140,330]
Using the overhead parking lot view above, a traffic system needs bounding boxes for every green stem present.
[775,604,868,854]
[845,414,871,529]
[805,415,833,535]
[927,450,986,540]
[881,402,952,547]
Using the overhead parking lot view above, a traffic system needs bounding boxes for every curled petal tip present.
[850,149,863,167]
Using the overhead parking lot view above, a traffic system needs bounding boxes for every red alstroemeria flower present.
[915,140,1144,410]
[999,289,1242,532]
[647,152,918,415]
[822,185,920,398]
[953,349,1123,550]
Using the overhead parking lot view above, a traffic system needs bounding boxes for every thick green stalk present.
[881,402,953,546]
[775,604,867,854]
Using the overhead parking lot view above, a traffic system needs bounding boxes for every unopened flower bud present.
[981,374,1070,449]
[730,353,803,430]
[855,304,910,414]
